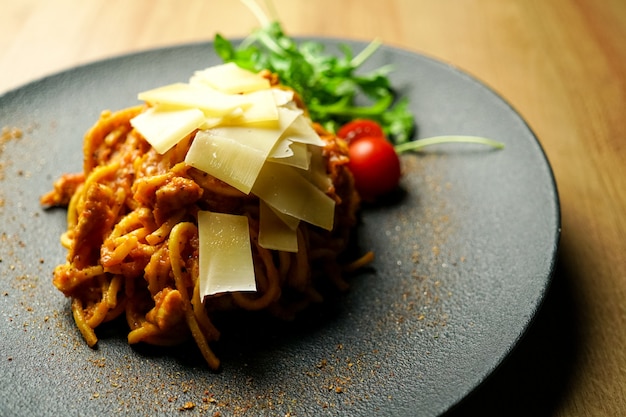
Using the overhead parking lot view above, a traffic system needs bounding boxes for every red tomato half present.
[337,119,385,143]
[347,136,401,200]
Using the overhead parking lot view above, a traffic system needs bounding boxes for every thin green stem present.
[394,135,505,154]
[351,38,383,68]
[240,0,271,27]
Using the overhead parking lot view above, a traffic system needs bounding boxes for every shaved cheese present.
[198,211,256,298]
[220,89,279,127]
[268,138,294,159]
[301,146,333,192]
[282,115,326,147]
[272,88,295,106]
[201,108,247,130]
[185,107,301,194]
[208,107,301,152]
[252,161,335,231]
[130,106,204,154]
[190,62,271,94]
[185,131,266,195]
[258,201,298,252]
[268,206,301,231]
[268,140,311,170]
[137,83,249,117]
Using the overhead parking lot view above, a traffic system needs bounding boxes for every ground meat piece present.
[70,183,117,269]
[153,176,203,223]
[40,172,85,207]
[132,172,203,224]
[146,288,186,330]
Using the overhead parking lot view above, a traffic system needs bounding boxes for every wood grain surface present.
[2,0,625,415]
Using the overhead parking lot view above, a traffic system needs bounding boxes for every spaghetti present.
[41,82,364,370]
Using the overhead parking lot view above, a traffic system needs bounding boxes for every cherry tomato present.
[337,119,385,143]
[347,136,401,200]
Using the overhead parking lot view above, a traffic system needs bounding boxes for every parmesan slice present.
[185,131,265,195]
[300,146,333,192]
[197,211,256,298]
[252,161,335,231]
[268,140,311,170]
[207,107,302,152]
[190,62,271,94]
[201,108,246,130]
[272,88,295,106]
[268,206,301,231]
[283,115,326,147]
[268,138,294,159]
[130,106,204,154]
[258,200,298,252]
[185,107,301,194]
[220,89,279,127]
[137,83,249,117]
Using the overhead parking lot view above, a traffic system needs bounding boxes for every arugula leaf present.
[213,21,415,144]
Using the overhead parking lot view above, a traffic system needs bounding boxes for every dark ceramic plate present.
[0,39,559,417]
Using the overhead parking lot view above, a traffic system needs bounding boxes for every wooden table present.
[2,1,625,415]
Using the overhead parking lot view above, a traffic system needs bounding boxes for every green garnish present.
[213,0,415,144]
[394,135,505,154]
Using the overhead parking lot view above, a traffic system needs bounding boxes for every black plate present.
[0,39,560,417]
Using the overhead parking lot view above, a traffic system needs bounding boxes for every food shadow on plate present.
[92,250,376,372]
[359,186,409,209]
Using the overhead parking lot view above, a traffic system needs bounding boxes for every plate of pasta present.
[0,39,559,417]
